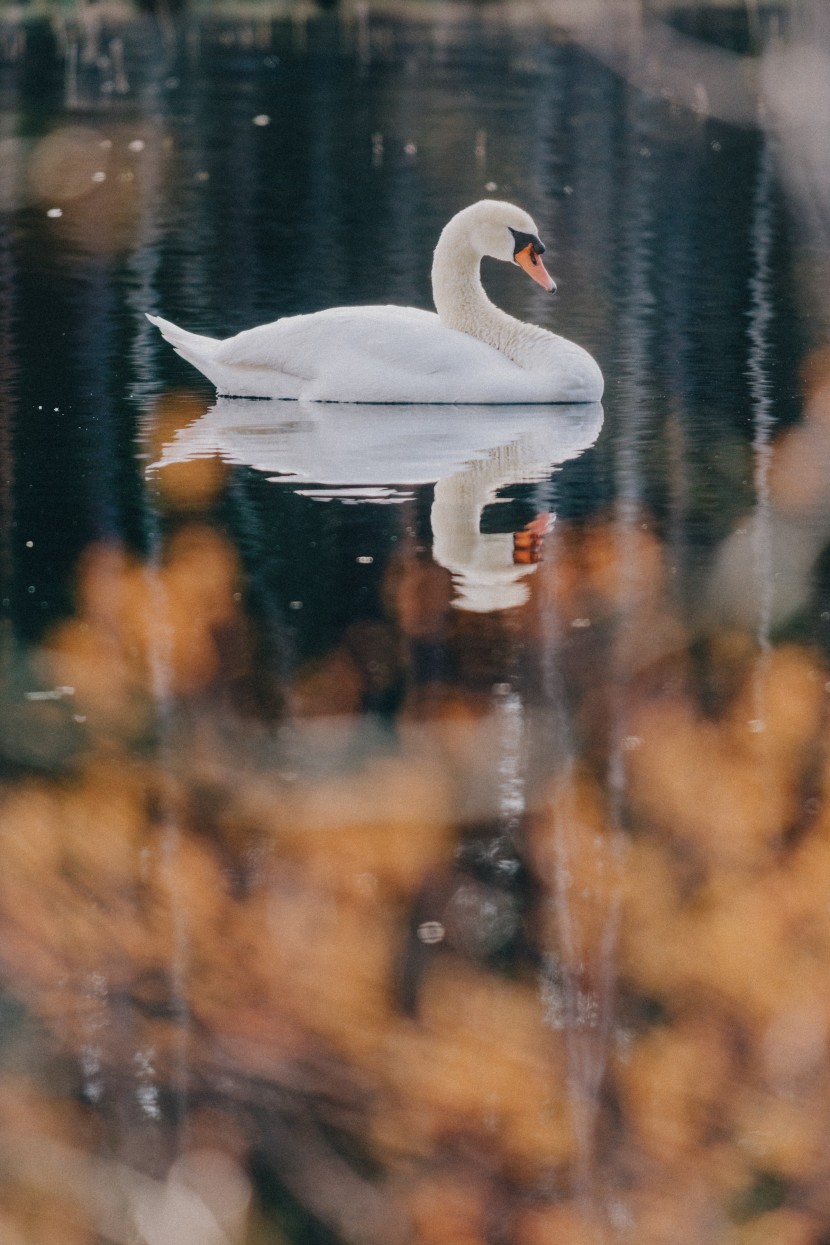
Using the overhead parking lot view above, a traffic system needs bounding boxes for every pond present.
[2,3,830,1242]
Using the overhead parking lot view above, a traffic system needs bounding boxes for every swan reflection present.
[153,398,604,612]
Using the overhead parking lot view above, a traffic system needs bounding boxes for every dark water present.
[2,6,830,1244]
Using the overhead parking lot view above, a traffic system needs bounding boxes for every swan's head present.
[441,200,556,293]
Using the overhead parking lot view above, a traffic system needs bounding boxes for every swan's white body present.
[147,201,603,405]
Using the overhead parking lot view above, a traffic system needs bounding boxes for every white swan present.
[146,200,603,405]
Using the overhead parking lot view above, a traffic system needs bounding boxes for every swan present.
[146,201,604,405]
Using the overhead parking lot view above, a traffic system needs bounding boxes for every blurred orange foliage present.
[3,504,830,1245]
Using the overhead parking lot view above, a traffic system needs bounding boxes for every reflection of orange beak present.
[515,245,556,293]
[513,513,553,565]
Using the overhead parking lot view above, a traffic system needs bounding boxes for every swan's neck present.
[431,232,549,367]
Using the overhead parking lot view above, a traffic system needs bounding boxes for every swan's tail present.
[146,314,230,387]
[146,312,289,398]
[146,312,219,359]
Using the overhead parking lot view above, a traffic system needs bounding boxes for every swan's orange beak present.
[515,245,556,293]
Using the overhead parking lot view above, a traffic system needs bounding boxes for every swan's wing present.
[209,305,560,402]
[213,306,490,376]
[214,314,319,378]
